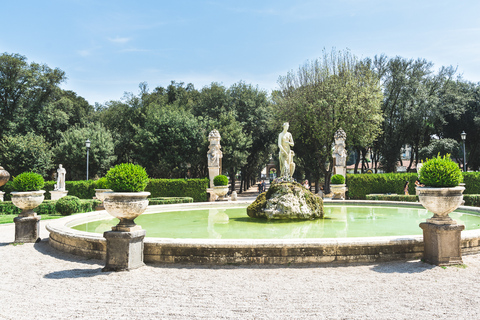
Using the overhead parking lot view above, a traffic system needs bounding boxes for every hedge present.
[148,197,193,205]
[347,172,480,200]
[0,199,101,216]
[365,194,419,202]
[1,178,209,202]
[145,179,208,202]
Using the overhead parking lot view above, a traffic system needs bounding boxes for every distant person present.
[302,180,309,189]
[261,180,266,193]
[404,181,409,195]
[415,179,424,187]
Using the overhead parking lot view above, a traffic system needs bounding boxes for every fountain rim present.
[46,200,480,264]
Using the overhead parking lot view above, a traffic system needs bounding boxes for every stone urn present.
[330,184,346,200]
[416,186,465,225]
[212,186,229,197]
[0,166,10,187]
[103,192,150,231]
[11,190,46,217]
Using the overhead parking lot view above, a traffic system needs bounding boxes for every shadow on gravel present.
[33,238,103,266]
[371,260,435,274]
[44,267,107,279]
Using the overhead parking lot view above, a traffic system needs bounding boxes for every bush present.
[105,163,149,192]
[463,172,480,194]
[346,173,418,200]
[365,194,419,202]
[331,174,345,184]
[419,154,463,187]
[94,177,109,189]
[11,172,45,191]
[55,196,82,216]
[145,179,208,202]
[148,197,193,205]
[213,175,228,186]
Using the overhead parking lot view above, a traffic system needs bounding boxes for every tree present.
[276,49,383,192]
[54,123,116,180]
[0,53,66,139]
[0,132,54,178]
[133,106,203,178]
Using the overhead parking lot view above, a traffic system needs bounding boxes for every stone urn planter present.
[417,186,465,224]
[102,163,150,271]
[212,186,229,197]
[95,188,113,209]
[103,191,150,231]
[11,190,46,217]
[330,184,346,200]
[0,166,10,187]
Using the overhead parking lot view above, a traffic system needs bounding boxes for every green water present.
[72,204,480,239]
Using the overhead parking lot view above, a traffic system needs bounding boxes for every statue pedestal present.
[14,215,41,243]
[0,191,4,202]
[50,190,68,201]
[420,222,464,266]
[103,229,146,272]
[334,166,346,177]
[208,167,220,188]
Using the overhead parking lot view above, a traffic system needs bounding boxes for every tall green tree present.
[54,123,116,180]
[0,132,54,178]
[276,49,383,192]
[0,53,66,139]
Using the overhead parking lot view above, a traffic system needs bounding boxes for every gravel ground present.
[1,221,480,320]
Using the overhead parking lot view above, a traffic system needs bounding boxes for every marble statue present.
[333,128,347,177]
[55,164,66,191]
[207,129,223,188]
[278,122,295,179]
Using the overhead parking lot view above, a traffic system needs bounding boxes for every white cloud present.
[108,36,132,44]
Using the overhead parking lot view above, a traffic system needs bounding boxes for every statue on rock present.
[207,129,223,188]
[333,128,347,177]
[278,122,295,180]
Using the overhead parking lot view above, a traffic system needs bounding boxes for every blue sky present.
[1,0,479,105]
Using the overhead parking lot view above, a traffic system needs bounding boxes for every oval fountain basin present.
[46,201,480,265]
[71,203,480,239]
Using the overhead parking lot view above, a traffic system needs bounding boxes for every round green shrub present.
[55,196,82,216]
[419,154,463,187]
[331,174,345,184]
[213,175,228,186]
[95,177,109,189]
[105,163,149,192]
[12,172,45,191]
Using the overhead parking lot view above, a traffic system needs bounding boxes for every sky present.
[1,0,480,105]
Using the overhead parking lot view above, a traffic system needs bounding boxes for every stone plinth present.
[14,215,41,243]
[0,191,4,202]
[103,229,146,272]
[208,167,220,188]
[50,190,68,201]
[420,222,465,266]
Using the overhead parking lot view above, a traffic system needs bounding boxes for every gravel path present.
[1,221,480,320]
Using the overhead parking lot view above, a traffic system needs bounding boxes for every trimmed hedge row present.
[365,194,480,207]
[347,172,480,200]
[0,199,102,216]
[148,197,193,205]
[145,179,209,202]
[1,178,209,202]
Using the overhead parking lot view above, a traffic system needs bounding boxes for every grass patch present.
[0,214,65,225]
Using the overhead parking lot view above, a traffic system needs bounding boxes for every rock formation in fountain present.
[247,181,324,220]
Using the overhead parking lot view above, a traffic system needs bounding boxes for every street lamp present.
[86,139,91,180]
[461,131,466,172]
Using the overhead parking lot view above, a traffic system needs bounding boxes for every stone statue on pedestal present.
[207,129,223,188]
[278,122,295,180]
[55,164,66,191]
[333,128,347,177]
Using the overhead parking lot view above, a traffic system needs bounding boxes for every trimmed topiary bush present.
[213,175,228,186]
[11,172,45,191]
[419,154,463,187]
[55,196,82,216]
[105,163,149,192]
[331,174,345,184]
[95,177,109,189]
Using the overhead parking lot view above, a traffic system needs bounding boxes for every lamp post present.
[86,139,91,180]
[461,131,466,172]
